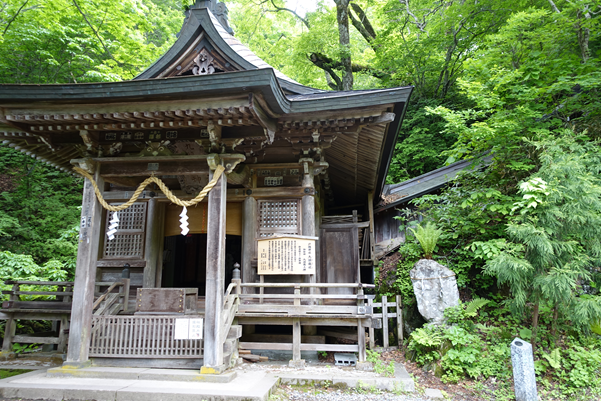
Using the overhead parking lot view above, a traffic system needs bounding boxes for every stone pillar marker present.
[511,337,538,401]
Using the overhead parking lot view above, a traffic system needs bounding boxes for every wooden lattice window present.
[258,200,301,237]
[103,202,147,259]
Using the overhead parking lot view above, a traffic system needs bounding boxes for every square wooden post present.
[201,163,227,374]
[66,168,104,366]
[143,197,161,288]
[241,196,257,294]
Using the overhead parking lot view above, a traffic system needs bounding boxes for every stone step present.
[1,368,276,401]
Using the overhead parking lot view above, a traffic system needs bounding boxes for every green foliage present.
[0,250,69,302]
[376,241,421,306]
[542,348,562,370]
[483,135,601,333]
[0,0,183,83]
[408,222,442,259]
[366,349,395,377]
[0,147,81,271]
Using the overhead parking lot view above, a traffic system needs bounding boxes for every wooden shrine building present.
[0,0,412,373]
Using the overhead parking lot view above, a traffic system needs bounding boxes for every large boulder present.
[410,259,460,324]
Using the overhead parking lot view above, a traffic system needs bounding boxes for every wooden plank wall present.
[374,208,404,244]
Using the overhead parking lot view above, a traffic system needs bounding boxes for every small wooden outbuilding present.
[0,0,412,373]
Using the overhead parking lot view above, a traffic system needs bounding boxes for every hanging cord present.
[73,165,226,212]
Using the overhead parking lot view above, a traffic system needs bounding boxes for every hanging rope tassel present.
[106,211,120,240]
[180,206,189,236]
[72,165,226,212]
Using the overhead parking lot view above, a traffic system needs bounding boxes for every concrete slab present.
[277,362,414,392]
[138,367,237,383]
[425,388,445,398]
[0,361,416,401]
[0,367,277,401]
[47,366,237,383]
[47,366,148,379]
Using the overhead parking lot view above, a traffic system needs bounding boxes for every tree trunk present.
[334,0,353,90]
[551,304,559,347]
[576,8,591,63]
[531,300,540,350]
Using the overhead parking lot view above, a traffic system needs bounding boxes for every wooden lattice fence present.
[90,315,203,358]
[368,295,403,349]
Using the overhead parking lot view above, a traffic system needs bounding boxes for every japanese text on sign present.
[257,235,317,275]
[174,318,203,340]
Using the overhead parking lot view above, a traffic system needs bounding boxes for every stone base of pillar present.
[0,351,15,360]
[61,360,93,369]
[356,361,373,371]
[288,359,305,369]
[200,364,228,375]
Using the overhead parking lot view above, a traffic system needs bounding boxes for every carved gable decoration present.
[162,44,236,78]
[192,49,215,75]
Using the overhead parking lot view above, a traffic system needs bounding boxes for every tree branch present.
[72,0,121,66]
[547,0,561,13]
[348,3,376,50]
[2,0,37,36]
[309,53,343,90]
[309,52,389,79]
[267,0,310,29]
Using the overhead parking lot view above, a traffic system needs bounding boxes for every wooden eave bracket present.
[299,157,329,176]
[249,94,278,145]
[207,153,246,174]
[71,157,96,174]
[3,114,57,152]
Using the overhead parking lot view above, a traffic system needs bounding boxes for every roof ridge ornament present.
[184,0,233,35]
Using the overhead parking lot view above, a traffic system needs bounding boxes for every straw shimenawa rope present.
[73,165,226,212]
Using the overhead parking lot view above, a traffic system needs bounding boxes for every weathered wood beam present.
[242,196,257,295]
[202,158,227,373]
[66,165,103,365]
[249,94,277,144]
[100,160,210,177]
[143,198,161,288]
[101,186,313,202]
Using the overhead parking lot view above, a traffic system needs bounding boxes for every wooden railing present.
[237,282,376,363]
[0,280,74,352]
[368,295,403,349]
[89,315,202,358]
[93,279,130,315]
[238,283,375,316]
[220,279,240,345]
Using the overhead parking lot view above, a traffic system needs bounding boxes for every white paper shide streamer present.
[180,206,189,236]
[106,211,120,241]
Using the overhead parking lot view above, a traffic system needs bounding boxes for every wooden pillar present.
[155,203,166,288]
[301,163,317,337]
[368,191,376,262]
[242,196,257,294]
[358,319,366,362]
[66,169,104,365]
[143,197,161,288]
[201,165,227,373]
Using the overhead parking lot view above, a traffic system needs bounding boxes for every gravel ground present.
[275,387,435,401]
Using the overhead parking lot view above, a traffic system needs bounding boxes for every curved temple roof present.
[0,0,413,204]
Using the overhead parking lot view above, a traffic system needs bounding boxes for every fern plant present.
[409,222,443,259]
[464,298,490,317]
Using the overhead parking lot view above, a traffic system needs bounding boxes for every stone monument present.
[410,259,460,324]
[511,338,538,401]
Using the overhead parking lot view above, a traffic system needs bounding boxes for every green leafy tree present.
[0,0,182,83]
[479,134,601,348]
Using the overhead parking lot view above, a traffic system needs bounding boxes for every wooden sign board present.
[257,235,318,275]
